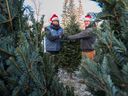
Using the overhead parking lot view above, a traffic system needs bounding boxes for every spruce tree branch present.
[81,65,106,90]
[0,15,16,24]
[29,69,47,95]
[16,48,29,73]
[0,48,15,57]
[9,57,23,74]
[5,0,13,31]
[16,48,46,94]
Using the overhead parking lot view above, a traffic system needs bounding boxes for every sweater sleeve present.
[68,28,93,40]
[45,27,59,41]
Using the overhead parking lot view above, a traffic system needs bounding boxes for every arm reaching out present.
[68,28,93,40]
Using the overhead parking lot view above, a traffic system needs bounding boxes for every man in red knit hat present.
[44,14,64,54]
[67,14,96,60]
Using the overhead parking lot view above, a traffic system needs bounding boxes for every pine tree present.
[62,0,69,27]
[76,0,84,25]
[67,0,75,16]
[62,0,84,28]
[0,0,75,96]
[78,0,84,17]
[80,0,128,96]
[62,0,75,27]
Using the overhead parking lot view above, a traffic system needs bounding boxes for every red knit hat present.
[50,14,59,22]
[84,15,92,21]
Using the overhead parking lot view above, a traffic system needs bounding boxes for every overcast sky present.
[24,0,102,25]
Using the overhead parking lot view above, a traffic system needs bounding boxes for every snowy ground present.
[57,68,93,96]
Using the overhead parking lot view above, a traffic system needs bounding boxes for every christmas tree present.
[58,0,81,77]
[0,0,75,96]
[80,0,128,96]
[58,14,81,75]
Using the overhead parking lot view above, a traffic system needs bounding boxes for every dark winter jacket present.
[44,25,63,52]
[68,28,96,52]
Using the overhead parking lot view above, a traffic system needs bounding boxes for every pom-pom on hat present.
[50,14,59,22]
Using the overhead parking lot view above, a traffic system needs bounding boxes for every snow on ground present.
[57,68,93,96]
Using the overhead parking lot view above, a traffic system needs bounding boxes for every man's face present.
[52,20,59,25]
[84,20,91,27]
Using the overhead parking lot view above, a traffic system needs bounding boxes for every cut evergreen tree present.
[80,0,128,96]
[0,0,75,96]
[58,14,81,76]
[58,0,81,75]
